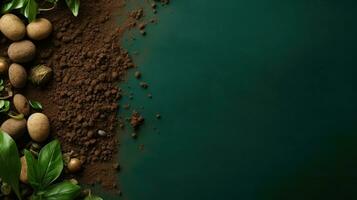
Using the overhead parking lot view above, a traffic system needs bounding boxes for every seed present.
[67,158,82,173]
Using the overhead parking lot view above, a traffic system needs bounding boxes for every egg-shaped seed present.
[26,18,53,40]
[27,113,50,142]
[0,14,26,41]
[1,118,27,139]
[13,94,30,116]
[8,63,27,88]
[8,40,36,63]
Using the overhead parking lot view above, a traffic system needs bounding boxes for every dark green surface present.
[115,1,357,199]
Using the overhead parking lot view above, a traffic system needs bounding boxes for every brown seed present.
[1,118,27,139]
[0,57,9,74]
[8,40,36,63]
[8,63,27,88]
[13,94,30,116]
[67,158,82,173]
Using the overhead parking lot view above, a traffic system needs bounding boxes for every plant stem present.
[38,4,57,12]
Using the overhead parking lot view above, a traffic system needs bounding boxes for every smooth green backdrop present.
[109,0,357,199]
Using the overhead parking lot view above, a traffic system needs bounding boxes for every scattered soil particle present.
[129,8,144,20]
[123,104,130,109]
[138,23,146,30]
[139,144,145,151]
[151,2,157,9]
[131,132,138,139]
[140,81,149,89]
[112,162,120,171]
[140,30,147,36]
[130,111,144,129]
[134,71,141,79]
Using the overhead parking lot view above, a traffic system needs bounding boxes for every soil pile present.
[22,0,131,189]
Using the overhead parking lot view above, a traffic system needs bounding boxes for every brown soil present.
[0,0,168,192]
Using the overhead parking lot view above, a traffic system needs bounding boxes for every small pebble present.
[98,130,107,136]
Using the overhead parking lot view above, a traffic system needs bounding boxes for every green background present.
[112,0,357,199]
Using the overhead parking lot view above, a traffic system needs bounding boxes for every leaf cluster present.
[0,134,80,200]
[1,0,80,21]
[26,140,80,199]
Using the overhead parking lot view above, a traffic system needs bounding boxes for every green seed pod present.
[29,65,53,86]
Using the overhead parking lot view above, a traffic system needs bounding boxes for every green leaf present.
[0,85,4,92]
[29,100,43,110]
[40,181,80,200]
[13,0,26,9]
[65,0,80,16]
[2,0,16,13]
[25,149,41,190]
[23,0,38,22]
[0,100,5,109]
[25,140,64,191]
[0,131,22,200]
[37,140,63,189]
[0,79,4,85]
[0,100,10,112]
[85,194,104,200]
[2,0,26,13]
